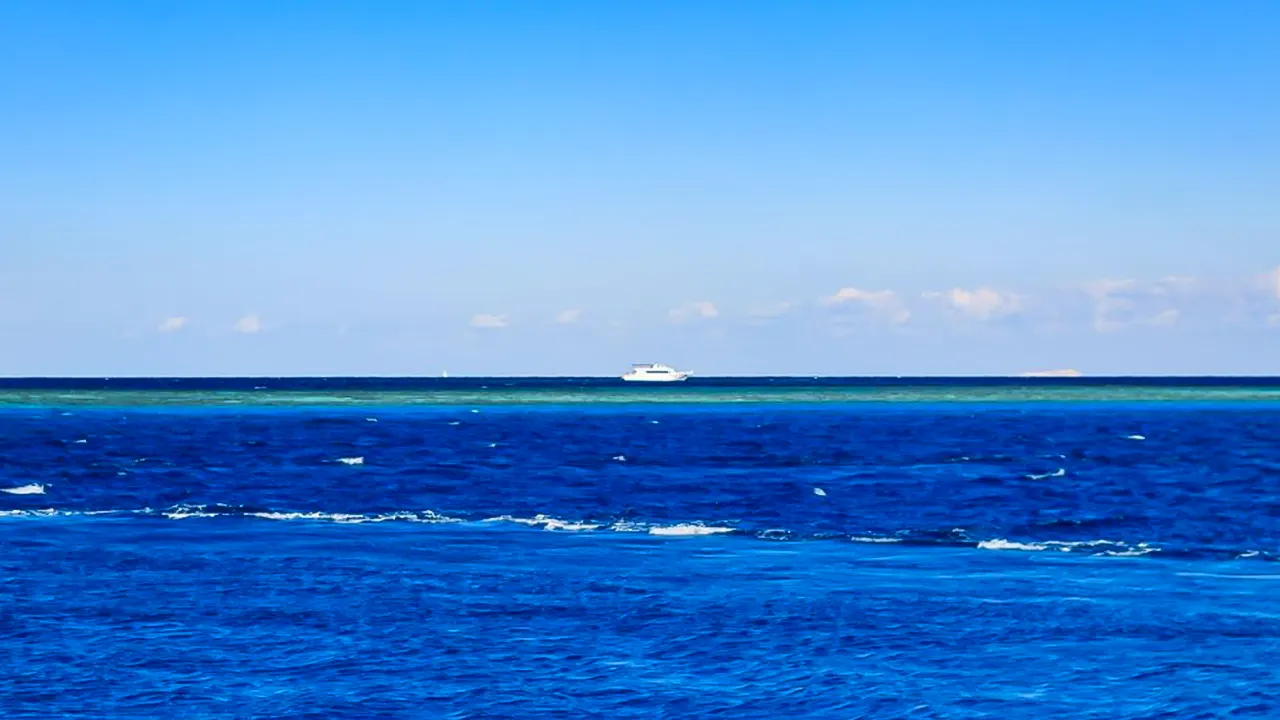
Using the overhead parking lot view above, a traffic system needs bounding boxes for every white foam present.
[1,484,46,495]
[163,507,216,520]
[1126,434,1146,441]
[73,439,88,444]
[649,523,734,537]
[650,420,660,424]
[366,417,378,423]
[978,538,1140,554]
[850,535,902,544]
[470,409,480,414]
[157,505,463,523]
[813,487,827,497]
[0,509,119,518]
[336,456,364,466]
[485,514,542,527]
[0,508,59,518]
[483,514,600,531]
[612,455,627,462]
[255,510,460,524]
[448,421,461,426]
[380,511,461,524]
[542,519,600,531]
[978,539,1053,552]
[1098,548,1157,557]
[609,520,648,533]
[248,511,361,522]
[1026,468,1066,480]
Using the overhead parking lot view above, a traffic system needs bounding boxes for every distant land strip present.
[1018,369,1084,378]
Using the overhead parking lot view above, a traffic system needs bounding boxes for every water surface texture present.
[3,378,1279,718]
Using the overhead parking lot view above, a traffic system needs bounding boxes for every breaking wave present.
[0,504,1271,561]
[977,538,1156,556]
[1,484,46,495]
[647,523,735,537]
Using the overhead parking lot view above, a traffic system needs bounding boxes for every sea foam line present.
[977,538,1155,556]
[148,505,462,524]
[648,523,735,537]
[851,535,903,544]
[483,514,602,532]
[0,508,1258,561]
[1,484,46,495]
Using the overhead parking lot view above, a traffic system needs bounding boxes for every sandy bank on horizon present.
[1018,369,1084,378]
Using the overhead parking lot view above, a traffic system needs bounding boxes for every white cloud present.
[924,287,1020,319]
[820,287,910,324]
[470,313,509,329]
[1084,277,1197,333]
[1228,267,1280,327]
[668,301,719,324]
[1085,279,1136,333]
[1151,275,1199,295]
[555,309,582,325]
[821,287,893,307]
[1147,309,1180,327]
[232,314,262,334]
[1085,278,1137,298]
[157,316,189,333]
[746,301,796,322]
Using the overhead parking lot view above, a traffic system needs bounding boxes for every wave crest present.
[648,523,735,537]
[0,507,1269,562]
[1,484,46,495]
[483,514,601,531]
[978,538,1155,556]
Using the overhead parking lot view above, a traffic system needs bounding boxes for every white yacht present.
[621,363,691,382]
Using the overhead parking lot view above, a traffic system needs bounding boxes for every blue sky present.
[2,1,1279,375]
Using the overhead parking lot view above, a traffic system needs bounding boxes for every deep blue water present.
[3,385,1280,717]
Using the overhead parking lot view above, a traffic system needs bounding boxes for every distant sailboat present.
[441,370,449,378]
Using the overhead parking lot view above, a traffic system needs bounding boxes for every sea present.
[3,377,1279,719]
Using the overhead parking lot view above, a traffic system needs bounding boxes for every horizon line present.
[4,373,1280,380]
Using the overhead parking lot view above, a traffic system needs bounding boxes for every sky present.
[2,0,1279,376]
